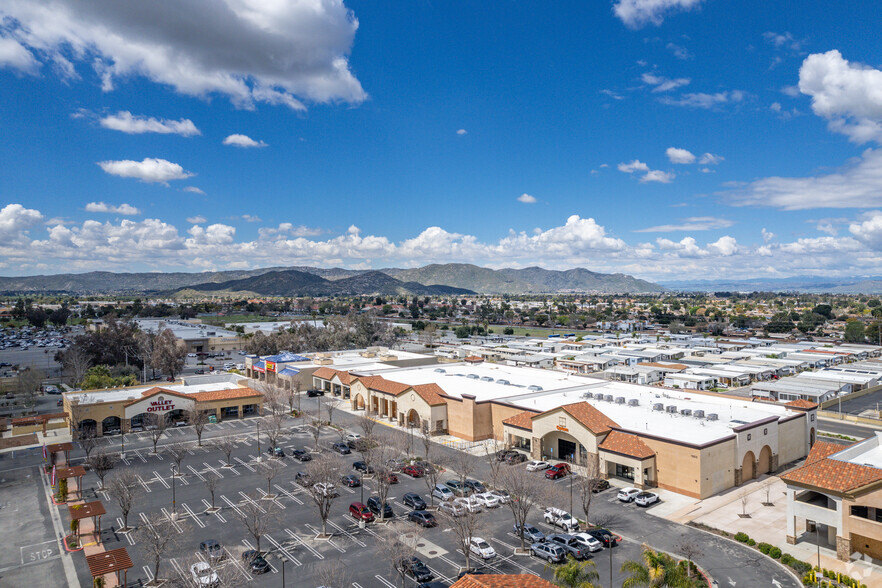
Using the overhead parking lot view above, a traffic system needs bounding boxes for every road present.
[817,417,881,440]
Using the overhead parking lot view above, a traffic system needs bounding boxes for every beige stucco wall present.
[489,403,534,441]
[778,414,808,466]
[531,409,601,454]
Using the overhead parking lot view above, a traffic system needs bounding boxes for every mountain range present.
[0,263,662,296]
[661,276,882,294]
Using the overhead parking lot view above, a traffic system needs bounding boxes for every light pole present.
[815,523,821,588]
[280,555,287,587]
[609,537,613,588]
[171,465,177,519]
[256,419,261,462]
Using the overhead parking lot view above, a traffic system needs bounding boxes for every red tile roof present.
[805,441,846,465]
[411,383,448,406]
[502,410,539,432]
[312,367,355,385]
[785,399,818,410]
[599,430,655,460]
[559,401,619,435]
[781,440,882,495]
[357,375,411,396]
[190,387,262,402]
[451,574,556,588]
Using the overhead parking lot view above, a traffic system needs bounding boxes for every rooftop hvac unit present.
[496,379,510,386]
[615,396,626,404]
[583,392,594,399]
[693,409,705,419]
[467,374,479,379]
[628,399,639,407]
[604,394,614,402]
[680,409,692,416]
[653,402,664,411]
[528,385,543,391]
[434,368,446,373]
[707,413,719,421]
[480,376,494,382]
[666,405,678,413]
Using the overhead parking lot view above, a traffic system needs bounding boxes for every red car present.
[382,472,399,484]
[545,463,571,480]
[402,465,424,478]
[349,502,374,522]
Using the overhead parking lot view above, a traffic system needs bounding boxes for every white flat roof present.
[65,380,245,405]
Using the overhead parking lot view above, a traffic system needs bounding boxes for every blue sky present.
[1,0,882,281]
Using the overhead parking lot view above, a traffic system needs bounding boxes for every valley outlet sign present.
[125,392,195,419]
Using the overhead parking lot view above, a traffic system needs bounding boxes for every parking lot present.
[64,418,647,587]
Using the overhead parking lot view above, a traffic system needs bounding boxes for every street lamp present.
[815,522,821,588]
[280,555,287,587]
[256,419,261,462]
[171,465,177,519]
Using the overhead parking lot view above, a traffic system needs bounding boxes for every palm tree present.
[621,544,702,588]
[551,558,601,588]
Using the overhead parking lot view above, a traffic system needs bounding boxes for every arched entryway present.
[167,409,189,425]
[78,419,97,436]
[741,450,756,482]
[130,412,150,430]
[406,409,421,428]
[541,430,587,465]
[758,445,773,475]
[102,416,121,434]
[353,393,365,410]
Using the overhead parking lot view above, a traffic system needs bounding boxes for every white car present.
[474,492,501,508]
[344,433,362,443]
[438,500,466,517]
[571,532,603,552]
[187,353,197,358]
[617,487,641,502]
[526,460,550,472]
[454,496,484,513]
[544,507,580,532]
[313,483,338,497]
[488,489,511,504]
[190,562,219,586]
[634,491,660,507]
[469,537,497,560]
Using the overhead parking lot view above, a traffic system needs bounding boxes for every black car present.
[367,496,394,518]
[242,550,271,574]
[464,479,486,493]
[495,449,516,461]
[352,461,374,474]
[587,528,618,547]
[306,389,325,397]
[399,556,433,582]
[268,446,285,458]
[332,442,351,455]
[291,449,312,462]
[403,492,427,510]
[590,479,610,493]
[341,474,361,488]
[295,471,311,485]
[505,452,527,464]
[408,510,437,527]
[199,539,222,561]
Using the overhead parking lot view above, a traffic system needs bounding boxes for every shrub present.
[747,539,756,546]
[781,554,793,565]
[734,532,749,543]
[790,559,812,574]
[769,547,782,559]
[758,542,772,554]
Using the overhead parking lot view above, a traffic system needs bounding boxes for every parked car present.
[544,507,580,532]
[268,446,285,458]
[291,449,312,461]
[495,449,516,461]
[634,492,659,507]
[587,528,619,547]
[469,537,496,560]
[387,458,407,472]
[438,500,466,517]
[349,502,374,522]
[399,556,434,582]
[545,463,571,480]
[445,479,471,497]
[402,464,424,478]
[313,483,338,497]
[306,389,324,397]
[531,541,566,563]
[464,479,486,493]
[513,523,545,543]
[351,461,372,474]
[571,532,603,553]
[199,539,223,561]
[341,474,361,488]
[548,533,591,559]
[367,496,394,519]
[617,487,641,502]
[473,492,500,508]
[454,496,483,513]
[194,369,205,375]
[380,470,399,484]
[332,442,351,455]
[242,550,271,574]
[590,479,610,493]
[295,471,311,485]
[403,492,427,510]
[408,510,437,527]
[455,569,489,580]
[488,489,511,504]
[190,561,219,587]
[344,433,362,443]
[432,484,454,501]
[505,452,527,464]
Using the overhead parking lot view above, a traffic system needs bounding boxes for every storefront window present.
[615,463,634,480]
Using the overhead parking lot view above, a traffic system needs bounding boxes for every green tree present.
[49,305,71,327]
[455,326,470,339]
[552,558,601,588]
[844,320,866,343]
[621,544,703,588]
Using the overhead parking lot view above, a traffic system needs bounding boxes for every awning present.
[279,367,300,376]
[252,361,266,373]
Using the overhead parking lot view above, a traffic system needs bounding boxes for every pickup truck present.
[548,533,591,560]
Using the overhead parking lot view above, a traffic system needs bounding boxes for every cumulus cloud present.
[0,203,43,246]
[659,90,745,109]
[642,72,690,93]
[241,214,261,223]
[186,216,207,224]
[618,160,650,174]
[258,223,324,239]
[223,134,268,148]
[666,147,695,164]
[698,152,724,165]
[99,111,200,136]
[636,216,734,232]
[618,160,674,183]
[456,129,468,135]
[761,228,775,243]
[84,202,141,215]
[0,36,39,74]
[799,50,882,144]
[97,157,194,184]
[0,0,366,110]
[613,0,704,29]
[183,186,205,195]
[517,193,537,204]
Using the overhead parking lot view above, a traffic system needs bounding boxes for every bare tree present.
[137,511,183,585]
[260,459,283,499]
[483,438,508,490]
[315,559,354,588]
[256,380,285,416]
[498,463,553,552]
[304,454,340,537]
[762,479,775,506]
[235,492,277,553]
[422,453,445,509]
[377,521,423,588]
[146,412,169,454]
[573,458,601,525]
[676,537,704,579]
[203,472,220,512]
[262,412,285,450]
[164,442,188,475]
[16,367,43,412]
[152,328,187,380]
[439,505,486,572]
[359,414,378,439]
[285,380,301,415]
[191,410,210,447]
[170,552,243,588]
[87,448,118,491]
[418,420,436,463]
[324,395,341,425]
[79,429,97,461]
[740,490,750,518]
[107,471,140,532]
[369,439,396,522]
[59,345,91,386]
[448,449,479,489]
[213,436,235,467]
[308,402,325,452]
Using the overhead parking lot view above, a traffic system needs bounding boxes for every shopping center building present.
[62,375,263,436]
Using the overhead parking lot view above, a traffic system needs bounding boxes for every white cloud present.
[799,50,882,144]
[84,202,141,215]
[99,111,200,136]
[641,72,690,93]
[707,235,738,256]
[600,89,624,100]
[763,31,805,52]
[781,85,801,97]
[666,42,692,60]
[618,159,674,183]
[666,147,695,164]
[258,223,324,239]
[186,216,207,224]
[636,216,734,232]
[241,215,261,223]
[0,203,42,246]
[0,0,365,110]
[456,129,468,135]
[770,102,782,112]
[618,160,650,174]
[660,90,745,109]
[0,36,39,74]
[223,134,268,148]
[97,157,194,184]
[183,186,205,195]
[817,222,838,236]
[698,152,724,165]
[517,193,537,204]
[726,148,882,209]
[613,0,704,29]
[761,228,775,243]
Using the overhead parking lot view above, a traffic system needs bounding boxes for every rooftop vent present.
[480,376,494,382]
[604,394,614,402]
[707,413,719,421]
[582,392,594,399]
[628,399,639,407]
[666,405,678,413]
[615,396,626,404]
[434,368,446,373]
[653,402,664,411]
[496,379,510,386]
[693,409,705,419]
[680,408,692,416]
[466,374,479,380]
[528,385,543,391]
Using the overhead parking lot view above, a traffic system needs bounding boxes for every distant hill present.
[662,276,882,294]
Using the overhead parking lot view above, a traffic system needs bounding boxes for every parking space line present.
[201,499,227,522]
[136,474,152,493]
[217,460,240,476]
[160,508,184,533]
[221,495,245,518]
[142,565,154,582]
[223,547,253,582]
[326,520,366,547]
[120,454,131,466]
[239,491,266,513]
[187,465,206,481]
[490,537,518,551]
[242,539,278,573]
[152,471,170,489]
[153,451,164,460]
[427,565,454,584]
[374,575,397,587]
[181,502,206,528]
[234,457,256,472]
[202,462,224,478]
[257,488,285,509]
[134,450,147,463]
[177,473,190,486]
[289,527,330,557]
[169,556,187,580]
[264,533,301,566]
[116,518,135,545]
[274,484,303,505]
[239,438,252,446]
